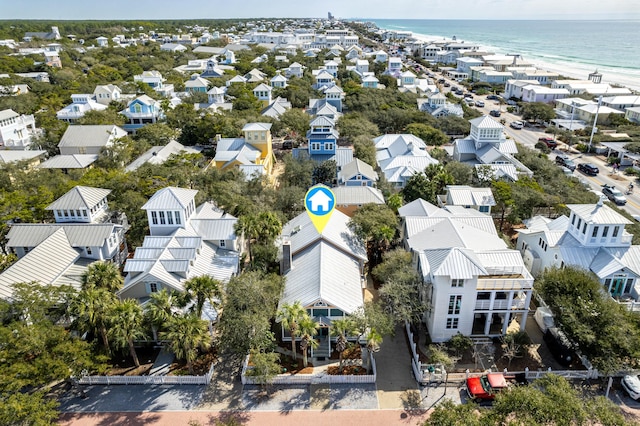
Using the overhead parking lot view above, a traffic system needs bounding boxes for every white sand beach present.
[408,32,640,92]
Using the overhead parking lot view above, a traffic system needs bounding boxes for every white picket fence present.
[78,363,215,385]
[240,354,377,385]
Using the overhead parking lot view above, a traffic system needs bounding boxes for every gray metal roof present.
[7,223,117,248]
[125,141,202,172]
[338,159,378,182]
[333,186,385,206]
[47,186,111,211]
[142,187,198,210]
[58,125,125,148]
[38,154,99,169]
[281,241,363,314]
[0,228,81,300]
[0,150,46,164]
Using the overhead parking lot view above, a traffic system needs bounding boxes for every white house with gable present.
[0,109,37,149]
[453,116,533,181]
[399,198,533,342]
[119,187,240,301]
[373,134,439,188]
[517,201,640,307]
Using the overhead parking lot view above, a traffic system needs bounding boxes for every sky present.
[2,0,640,20]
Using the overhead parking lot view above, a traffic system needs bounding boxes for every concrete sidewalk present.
[149,349,175,376]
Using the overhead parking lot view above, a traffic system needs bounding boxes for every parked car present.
[538,137,557,149]
[486,94,499,100]
[555,155,576,171]
[577,163,599,176]
[489,110,501,117]
[475,100,485,107]
[510,121,524,129]
[443,82,450,87]
[601,184,627,205]
[543,327,575,366]
[464,93,474,99]
[466,373,509,402]
[622,375,640,400]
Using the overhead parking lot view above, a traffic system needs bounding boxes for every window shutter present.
[145,282,151,294]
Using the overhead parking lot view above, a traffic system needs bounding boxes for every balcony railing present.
[477,278,533,290]
[475,298,527,311]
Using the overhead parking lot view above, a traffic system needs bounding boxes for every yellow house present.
[212,122,275,177]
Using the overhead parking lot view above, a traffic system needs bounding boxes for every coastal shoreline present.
[378,27,640,92]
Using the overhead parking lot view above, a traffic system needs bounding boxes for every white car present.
[510,121,524,129]
[622,375,640,400]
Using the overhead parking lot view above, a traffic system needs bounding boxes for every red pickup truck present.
[466,373,509,402]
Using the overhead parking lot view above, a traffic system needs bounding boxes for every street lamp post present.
[588,95,604,152]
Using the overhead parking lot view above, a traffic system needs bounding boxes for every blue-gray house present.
[120,95,164,132]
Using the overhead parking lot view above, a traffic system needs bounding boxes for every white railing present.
[240,353,376,385]
[78,363,214,385]
[477,279,533,291]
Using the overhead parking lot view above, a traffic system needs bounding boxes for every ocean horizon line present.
[1,17,640,22]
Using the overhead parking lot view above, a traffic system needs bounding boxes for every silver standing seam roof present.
[46,186,111,211]
[0,228,81,300]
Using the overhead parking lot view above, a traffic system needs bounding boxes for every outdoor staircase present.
[313,336,331,360]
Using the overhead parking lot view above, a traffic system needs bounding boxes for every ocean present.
[370,19,640,91]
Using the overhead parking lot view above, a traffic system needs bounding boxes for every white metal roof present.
[0,228,81,300]
[38,154,98,169]
[281,209,367,261]
[446,185,495,207]
[280,241,363,314]
[142,187,198,210]
[338,158,378,182]
[567,204,632,225]
[422,248,487,280]
[47,186,111,211]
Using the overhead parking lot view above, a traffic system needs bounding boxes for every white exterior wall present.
[517,232,561,277]
[426,275,477,342]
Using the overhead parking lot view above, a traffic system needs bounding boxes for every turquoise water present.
[370,19,640,87]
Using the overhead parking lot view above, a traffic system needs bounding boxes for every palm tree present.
[145,289,181,342]
[298,316,319,368]
[276,301,307,360]
[184,275,222,318]
[331,317,355,373]
[108,299,147,367]
[365,328,383,373]
[71,287,116,351]
[160,313,211,374]
[235,211,282,265]
[235,214,259,263]
[82,261,124,292]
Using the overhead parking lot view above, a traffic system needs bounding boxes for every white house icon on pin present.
[308,190,332,212]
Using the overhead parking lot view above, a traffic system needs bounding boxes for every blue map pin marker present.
[304,185,336,234]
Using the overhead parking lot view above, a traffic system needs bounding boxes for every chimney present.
[281,239,292,274]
